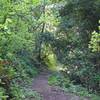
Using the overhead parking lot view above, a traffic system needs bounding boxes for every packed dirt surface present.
[32,72,90,100]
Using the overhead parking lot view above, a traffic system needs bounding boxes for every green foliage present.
[48,73,71,88]
[0,0,39,99]
[89,22,100,52]
[24,90,42,100]
[0,0,100,99]
[10,80,42,100]
[10,84,25,100]
[48,73,100,100]
[41,43,57,71]
[52,0,100,93]
[0,87,8,100]
[63,84,100,100]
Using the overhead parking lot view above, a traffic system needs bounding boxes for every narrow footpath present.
[32,72,90,100]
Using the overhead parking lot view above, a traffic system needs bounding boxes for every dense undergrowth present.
[0,0,100,99]
[0,0,39,99]
[48,73,100,100]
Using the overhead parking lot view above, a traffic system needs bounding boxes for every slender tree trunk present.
[38,0,46,62]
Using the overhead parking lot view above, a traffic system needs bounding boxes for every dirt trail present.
[32,72,90,100]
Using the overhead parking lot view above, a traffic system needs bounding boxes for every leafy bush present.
[10,80,42,100]
[0,87,8,100]
[63,84,100,100]
[48,73,71,88]
[48,73,100,100]
[89,21,100,52]
[0,0,39,99]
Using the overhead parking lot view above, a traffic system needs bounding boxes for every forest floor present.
[32,72,91,100]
